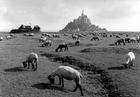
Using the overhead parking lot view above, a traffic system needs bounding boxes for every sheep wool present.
[51,66,82,81]
[126,51,135,64]
[27,52,38,62]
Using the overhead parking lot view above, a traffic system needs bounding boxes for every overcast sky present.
[0,0,140,31]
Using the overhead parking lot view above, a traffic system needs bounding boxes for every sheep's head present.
[48,75,54,84]
[22,61,28,68]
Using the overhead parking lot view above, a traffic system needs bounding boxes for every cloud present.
[0,7,11,31]
[95,0,139,20]
[0,0,140,31]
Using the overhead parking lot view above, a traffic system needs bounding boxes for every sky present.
[0,0,140,31]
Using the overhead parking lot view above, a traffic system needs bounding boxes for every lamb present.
[48,66,84,96]
[22,52,38,71]
[124,51,135,68]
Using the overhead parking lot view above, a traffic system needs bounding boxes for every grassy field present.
[0,32,140,97]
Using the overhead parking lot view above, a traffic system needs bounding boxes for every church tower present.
[81,10,84,16]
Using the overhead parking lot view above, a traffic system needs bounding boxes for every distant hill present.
[60,11,107,32]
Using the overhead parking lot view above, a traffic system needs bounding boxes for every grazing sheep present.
[76,34,84,38]
[91,36,99,41]
[55,43,68,52]
[0,36,3,41]
[75,40,80,46]
[22,52,38,71]
[124,51,135,68]
[52,34,60,38]
[124,38,131,43]
[63,34,68,36]
[23,33,29,36]
[72,34,79,40]
[9,34,16,38]
[48,66,83,96]
[42,33,52,37]
[129,37,137,43]
[29,33,34,36]
[115,35,120,38]
[6,35,12,40]
[40,36,47,42]
[42,40,52,47]
[136,36,140,43]
[115,38,125,45]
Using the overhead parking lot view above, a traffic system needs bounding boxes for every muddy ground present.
[0,32,140,97]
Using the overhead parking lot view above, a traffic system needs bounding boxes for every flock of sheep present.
[0,34,16,41]
[0,32,137,96]
[22,52,84,96]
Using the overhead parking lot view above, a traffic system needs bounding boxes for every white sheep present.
[48,66,84,96]
[22,52,38,71]
[40,36,47,42]
[124,51,135,68]
[0,36,3,41]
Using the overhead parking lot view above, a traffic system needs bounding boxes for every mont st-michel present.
[60,10,107,32]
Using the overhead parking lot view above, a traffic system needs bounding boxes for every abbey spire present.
[81,9,84,16]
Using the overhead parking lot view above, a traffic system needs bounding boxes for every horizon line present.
[0,30,140,33]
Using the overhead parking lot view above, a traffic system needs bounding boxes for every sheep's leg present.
[78,84,84,96]
[35,61,38,69]
[73,80,78,92]
[33,59,37,70]
[55,49,57,52]
[129,61,133,68]
[123,42,125,45]
[61,78,64,88]
[23,61,27,68]
[58,77,62,85]
[32,60,35,70]
[60,48,62,52]
[27,62,30,69]
[33,61,37,71]
[63,47,65,51]
[73,80,84,96]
